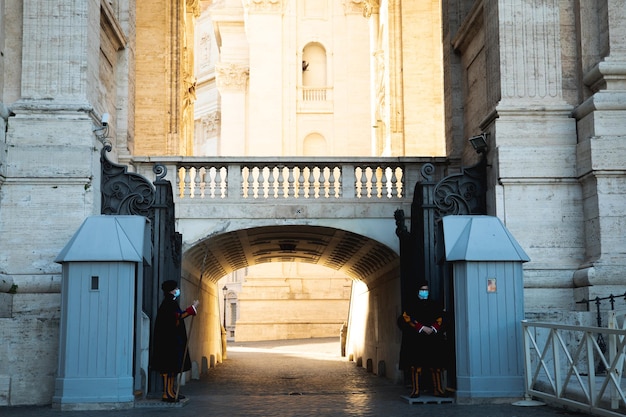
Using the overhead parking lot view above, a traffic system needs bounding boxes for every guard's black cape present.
[397,298,446,370]
[150,294,192,373]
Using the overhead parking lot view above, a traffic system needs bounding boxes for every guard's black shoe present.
[162,397,179,403]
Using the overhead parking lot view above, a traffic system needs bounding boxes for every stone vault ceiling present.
[184,225,399,283]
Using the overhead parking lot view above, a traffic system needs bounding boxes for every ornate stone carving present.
[361,0,380,18]
[342,0,381,17]
[202,111,221,136]
[343,0,364,15]
[216,63,250,91]
[199,30,212,70]
[186,0,201,17]
[244,0,284,13]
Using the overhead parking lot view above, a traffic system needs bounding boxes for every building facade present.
[0,0,624,407]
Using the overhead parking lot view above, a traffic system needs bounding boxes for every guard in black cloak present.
[151,280,199,402]
[397,280,448,398]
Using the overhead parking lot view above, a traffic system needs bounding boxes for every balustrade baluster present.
[206,167,214,198]
[219,166,228,198]
[243,166,252,198]
[268,166,276,198]
[278,166,286,198]
[312,167,320,199]
[330,167,339,198]
[298,167,305,198]
[193,167,201,199]
[337,167,343,198]
[183,167,192,198]
[287,166,295,198]
[362,167,369,198]
[259,166,267,198]
[176,167,183,198]
[319,168,327,198]
[393,166,402,198]
[252,167,260,199]
[372,167,379,199]
[216,166,223,198]
[202,167,209,198]
[304,167,315,198]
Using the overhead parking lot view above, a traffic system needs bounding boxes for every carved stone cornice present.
[244,0,285,14]
[215,62,249,91]
[343,0,378,16]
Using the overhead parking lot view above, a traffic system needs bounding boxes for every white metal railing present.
[130,157,442,203]
[522,320,626,416]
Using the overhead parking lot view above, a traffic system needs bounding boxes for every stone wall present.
[442,0,626,316]
[0,0,135,405]
[134,0,197,156]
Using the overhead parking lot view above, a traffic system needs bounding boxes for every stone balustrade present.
[301,86,331,101]
[129,156,449,204]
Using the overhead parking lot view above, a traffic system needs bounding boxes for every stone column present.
[487,0,579,311]
[339,1,373,156]
[210,1,249,155]
[216,63,249,155]
[244,0,285,155]
[572,0,626,299]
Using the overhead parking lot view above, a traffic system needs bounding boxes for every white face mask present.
[173,289,180,298]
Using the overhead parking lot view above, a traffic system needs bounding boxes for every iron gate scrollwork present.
[101,143,157,217]
[432,157,486,217]
[396,156,486,306]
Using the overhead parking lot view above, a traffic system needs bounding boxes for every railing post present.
[228,163,241,199]
[587,330,597,406]
[342,164,355,199]
[608,311,625,410]
[402,163,421,202]
[552,328,562,398]
[522,322,530,392]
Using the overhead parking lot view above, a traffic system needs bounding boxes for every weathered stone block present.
[0,294,12,318]
[12,293,60,318]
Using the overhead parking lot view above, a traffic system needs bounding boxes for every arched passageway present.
[179,224,404,385]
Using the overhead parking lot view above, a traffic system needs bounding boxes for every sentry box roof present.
[55,215,151,264]
[442,215,530,262]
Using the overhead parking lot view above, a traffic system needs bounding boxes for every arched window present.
[301,42,327,101]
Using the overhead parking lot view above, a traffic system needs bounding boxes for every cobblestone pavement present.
[5,338,585,417]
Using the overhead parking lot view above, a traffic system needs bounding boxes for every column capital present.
[359,0,380,18]
[216,63,250,91]
[244,0,285,14]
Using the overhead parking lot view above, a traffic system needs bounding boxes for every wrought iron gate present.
[395,155,487,390]
[100,144,181,397]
